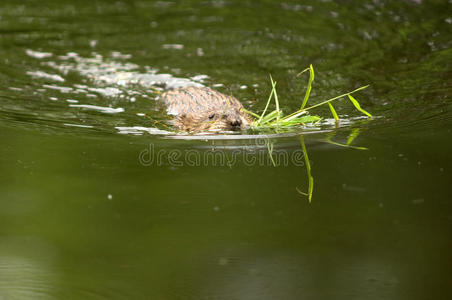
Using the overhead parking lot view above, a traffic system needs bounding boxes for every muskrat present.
[161,86,252,132]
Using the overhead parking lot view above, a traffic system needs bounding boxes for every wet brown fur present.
[161,87,252,132]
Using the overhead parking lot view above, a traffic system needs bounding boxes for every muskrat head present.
[177,108,252,132]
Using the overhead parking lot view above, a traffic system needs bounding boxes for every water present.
[1,0,451,299]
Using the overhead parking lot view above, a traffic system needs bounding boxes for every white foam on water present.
[162,44,184,49]
[69,104,124,114]
[63,123,94,128]
[42,84,73,93]
[26,71,65,82]
[115,126,171,135]
[9,87,23,91]
[25,49,53,59]
[87,87,123,97]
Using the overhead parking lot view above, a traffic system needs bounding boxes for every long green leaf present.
[267,141,276,167]
[326,140,368,150]
[325,129,368,150]
[300,136,313,202]
[241,108,260,118]
[346,128,360,145]
[328,102,339,121]
[304,85,369,111]
[282,110,307,122]
[348,95,372,118]
[257,76,276,124]
[280,115,321,125]
[280,85,369,122]
[269,75,280,121]
[299,64,314,110]
[259,110,279,125]
[297,67,310,76]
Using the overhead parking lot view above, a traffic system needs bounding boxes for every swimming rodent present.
[161,86,252,132]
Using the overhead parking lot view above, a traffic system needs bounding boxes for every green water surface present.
[0,0,451,299]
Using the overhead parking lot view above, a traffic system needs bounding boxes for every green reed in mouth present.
[243,65,372,202]
[242,64,372,129]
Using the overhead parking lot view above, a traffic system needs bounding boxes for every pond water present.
[1,0,451,299]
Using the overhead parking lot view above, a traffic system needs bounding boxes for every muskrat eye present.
[208,113,216,120]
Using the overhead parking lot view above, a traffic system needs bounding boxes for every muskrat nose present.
[230,119,242,128]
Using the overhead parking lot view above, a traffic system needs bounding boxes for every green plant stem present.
[267,141,276,167]
[270,75,280,121]
[241,108,260,118]
[328,102,339,121]
[300,136,313,202]
[348,94,372,118]
[303,85,369,112]
[257,76,276,124]
[281,85,369,121]
[299,64,314,110]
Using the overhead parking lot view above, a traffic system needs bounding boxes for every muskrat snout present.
[209,111,244,130]
[229,119,242,128]
[224,111,248,130]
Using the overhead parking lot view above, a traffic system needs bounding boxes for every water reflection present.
[0,237,57,299]
[197,252,397,300]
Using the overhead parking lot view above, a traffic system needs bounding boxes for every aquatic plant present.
[300,129,366,202]
[298,136,313,202]
[243,65,372,129]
